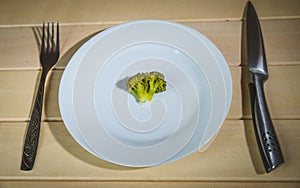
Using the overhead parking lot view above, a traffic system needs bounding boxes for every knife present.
[245,1,284,172]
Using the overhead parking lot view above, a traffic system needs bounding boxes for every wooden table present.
[0,0,299,187]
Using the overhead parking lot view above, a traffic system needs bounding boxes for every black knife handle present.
[249,74,284,172]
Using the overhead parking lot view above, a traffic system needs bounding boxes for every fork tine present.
[56,22,60,55]
[40,22,45,56]
[51,22,55,52]
[47,22,50,52]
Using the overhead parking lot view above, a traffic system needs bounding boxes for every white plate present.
[59,20,230,167]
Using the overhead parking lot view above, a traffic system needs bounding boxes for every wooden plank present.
[1,19,299,70]
[0,21,241,69]
[0,67,239,121]
[1,65,299,121]
[0,70,38,121]
[241,19,300,66]
[0,181,299,188]
[241,66,300,119]
[0,120,299,181]
[0,0,299,25]
[0,24,108,70]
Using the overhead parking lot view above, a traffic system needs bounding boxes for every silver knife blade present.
[245,1,284,173]
[246,1,268,77]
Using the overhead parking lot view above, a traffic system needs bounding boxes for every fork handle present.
[21,70,47,171]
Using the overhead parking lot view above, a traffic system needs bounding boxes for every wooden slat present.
[0,181,299,188]
[0,68,238,120]
[1,19,299,70]
[241,19,300,66]
[261,19,300,65]
[0,21,241,69]
[0,0,299,25]
[0,120,299,181]
[241,66,300,119]
[0,24,108,70]
[0,70,37,121]
[1,66,299,121]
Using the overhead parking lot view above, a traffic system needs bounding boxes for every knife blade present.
[245,1,284,172]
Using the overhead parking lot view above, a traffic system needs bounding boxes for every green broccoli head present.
[126,71,167,104]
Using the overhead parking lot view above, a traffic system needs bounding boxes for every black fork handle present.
[21,70,47,171]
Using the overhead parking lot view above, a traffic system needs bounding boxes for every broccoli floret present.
[126,71,167,104]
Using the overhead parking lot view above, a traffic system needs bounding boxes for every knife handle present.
[249,74,284,172]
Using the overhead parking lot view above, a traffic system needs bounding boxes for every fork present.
[21,22,60,171]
